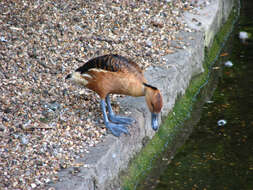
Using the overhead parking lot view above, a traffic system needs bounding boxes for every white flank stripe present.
[71,72,88,85]
[82,73,93,78]
[89,68,108,73]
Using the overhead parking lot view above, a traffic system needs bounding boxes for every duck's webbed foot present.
[104,122,129,137]
[106,95,135,125]
[100,99,130,137]
[108,114,135,125]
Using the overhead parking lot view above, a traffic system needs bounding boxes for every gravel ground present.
[0,0,210,189]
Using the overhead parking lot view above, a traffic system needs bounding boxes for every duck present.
[66,54,163,137]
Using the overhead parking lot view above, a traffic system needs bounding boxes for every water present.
[138,1,253,189]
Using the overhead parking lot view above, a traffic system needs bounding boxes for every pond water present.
[137,1,253,189]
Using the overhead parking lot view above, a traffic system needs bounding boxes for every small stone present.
[2,117,9,122]
[0,126,5,132]
[13,181,18,187]
[75,25,83,31]
[145,40,152,47]
[13,133,20,139]
[73,167,81,173]
[82,8,87,15]
[3,108,11,113]
[20,136,29,145]
[0,36,7,42]
[83,164,89,168]
[31,183,36,188]
[62,89,68,96]
[47,101,61,111]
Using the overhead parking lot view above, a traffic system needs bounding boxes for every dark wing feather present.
[75,54,142,74]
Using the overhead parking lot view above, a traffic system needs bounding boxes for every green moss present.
[121,4,238,190]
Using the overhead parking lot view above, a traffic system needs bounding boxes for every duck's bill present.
[151,113,159,131]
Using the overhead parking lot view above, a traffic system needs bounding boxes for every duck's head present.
[144,83,163,131]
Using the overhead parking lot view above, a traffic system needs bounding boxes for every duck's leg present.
[100,99,129,137]
[106,95,135,125]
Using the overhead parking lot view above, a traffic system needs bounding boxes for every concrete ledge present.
[48,0,235,189]
[184,0,234,48]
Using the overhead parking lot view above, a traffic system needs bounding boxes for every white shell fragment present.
[224,61,233,67]
[239,31,249,40]
[217,119,227,126]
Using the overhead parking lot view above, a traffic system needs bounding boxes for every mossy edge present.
[121,3,238,190]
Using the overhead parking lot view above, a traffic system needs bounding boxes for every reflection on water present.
[138,0,253,189]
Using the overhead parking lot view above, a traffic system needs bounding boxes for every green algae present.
[121,3,239,190]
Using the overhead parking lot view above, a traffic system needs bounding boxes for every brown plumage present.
[66,54,163,136]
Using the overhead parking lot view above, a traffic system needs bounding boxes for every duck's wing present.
[76,54,143,75]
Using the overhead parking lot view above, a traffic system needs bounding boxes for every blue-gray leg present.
[100,99,129,137]
[106,95,135,125]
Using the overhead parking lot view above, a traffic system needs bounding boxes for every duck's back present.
[76,54,143,76]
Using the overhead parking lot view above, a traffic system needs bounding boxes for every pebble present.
[13,133,20,139]
[141,25,146,31]
[31,183,37,188]
[146,39,153,47]
[47,102,61,112]
[81,8,87,15]
[0,36,7,42]
[2,117,9,122]
[20,136,29,145]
